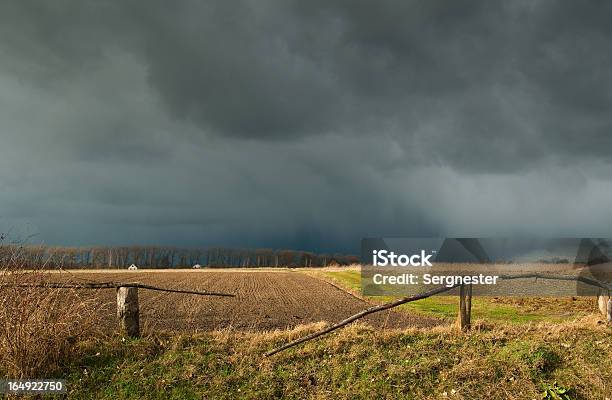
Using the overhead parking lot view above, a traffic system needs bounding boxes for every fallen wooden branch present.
[497,273,612,291]
[0,282,235,297]
[265,272,610,357]
[265,283,459,357]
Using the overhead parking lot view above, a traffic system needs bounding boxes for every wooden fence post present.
[597,293,610,319]
[458,283,472,331]
[601,293,612,324]
[117,286,140,338]
[467,283,472,325]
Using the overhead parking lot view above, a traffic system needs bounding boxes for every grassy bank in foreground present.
[62,318,610,399]
[315,270,596,323]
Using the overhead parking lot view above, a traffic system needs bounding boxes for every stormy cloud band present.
[361,238,612,296]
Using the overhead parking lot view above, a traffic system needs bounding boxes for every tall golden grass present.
[0,245,103,378]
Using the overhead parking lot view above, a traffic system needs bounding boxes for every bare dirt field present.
[43,269,443,333]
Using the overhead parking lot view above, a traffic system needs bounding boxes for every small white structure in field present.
[192,264,202,269]
[128,264,138,271]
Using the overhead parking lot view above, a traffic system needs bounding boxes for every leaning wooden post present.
[458,283,472,331]
[117,286,140,338]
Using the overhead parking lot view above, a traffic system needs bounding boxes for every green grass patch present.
[61,321,611,399]
[318,271,593,323]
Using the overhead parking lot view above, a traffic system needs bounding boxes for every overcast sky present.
[1,1,612,253]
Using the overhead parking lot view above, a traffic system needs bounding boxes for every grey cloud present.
[1,1,612,252]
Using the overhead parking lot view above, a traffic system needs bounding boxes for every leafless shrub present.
[0,244,103,378]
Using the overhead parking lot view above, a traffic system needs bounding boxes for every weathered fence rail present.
[265,283,460,357]
[0,281,236,297]
[1,273,609,350]
[1,281,235,338]
[265,273,611,357]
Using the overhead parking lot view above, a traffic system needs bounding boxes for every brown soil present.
[45,270,444,333]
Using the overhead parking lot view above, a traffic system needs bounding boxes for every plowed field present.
[47,270,443,333]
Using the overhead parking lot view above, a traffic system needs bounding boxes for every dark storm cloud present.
[1,0,612,251]
[133,0,612,170]
[3,1,612,156]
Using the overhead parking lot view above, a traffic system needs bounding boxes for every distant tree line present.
[0,244,359,269]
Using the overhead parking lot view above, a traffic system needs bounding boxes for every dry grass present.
[0,248,608,398]
[0,247,104,378]
[64,316,611,399]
